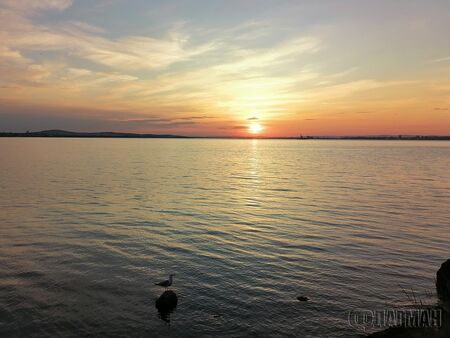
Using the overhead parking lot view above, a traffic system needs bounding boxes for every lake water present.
[0,138,449,337]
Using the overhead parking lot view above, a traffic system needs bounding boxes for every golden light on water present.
[249,123,263,135]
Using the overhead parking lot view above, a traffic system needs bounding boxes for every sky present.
[0,0,449,137]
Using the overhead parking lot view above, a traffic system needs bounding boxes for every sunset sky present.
[1,0,449,137]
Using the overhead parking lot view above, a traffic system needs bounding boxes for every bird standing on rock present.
[155,274,175,289]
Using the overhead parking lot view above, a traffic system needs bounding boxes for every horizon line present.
[1,129,450,140]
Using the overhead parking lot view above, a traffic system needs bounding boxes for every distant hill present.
[0,129,189,138]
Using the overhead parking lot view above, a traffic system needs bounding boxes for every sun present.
[248,123,263,134]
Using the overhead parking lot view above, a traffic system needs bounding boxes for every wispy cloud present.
[2,0,73,12]
[431,56,450,63]
[0,5,217,71]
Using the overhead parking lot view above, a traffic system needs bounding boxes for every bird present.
[155,274,175,289]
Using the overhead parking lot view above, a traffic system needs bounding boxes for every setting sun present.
[249,123,263,134]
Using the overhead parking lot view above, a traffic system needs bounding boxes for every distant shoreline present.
[1,130,449,140]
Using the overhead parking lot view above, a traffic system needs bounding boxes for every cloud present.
[300,79,413,103]
[2,0,73,12]
[109,117,196,125]
[106,115,216,128]
[431,56,450,63]
[0,0,325,120]
[0,46,29,64]
[174,116,216,120]
[66,67,138,82]
[0,2,217,72]
[213,37,320,74]
[0,105,204,132]
[220,125,247,130]
[66,30,217,70]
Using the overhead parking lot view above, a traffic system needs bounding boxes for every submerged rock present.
[155,290,178,312]
[436,259,450,302]
[297,296,309,302]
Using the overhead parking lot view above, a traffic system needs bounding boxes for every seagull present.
[155,274,175,289]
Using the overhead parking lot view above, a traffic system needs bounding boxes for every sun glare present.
[249,123,263,134]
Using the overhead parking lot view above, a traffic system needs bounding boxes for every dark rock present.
[155,290,178,312]
[367,307,450,337]
[436,259,450,302]
[297,296,309,302]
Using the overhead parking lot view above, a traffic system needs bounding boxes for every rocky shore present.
[368,260,450,337]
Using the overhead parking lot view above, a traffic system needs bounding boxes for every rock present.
[367,307,450,337]
[155,290,178,312]
[436,259,450,302]
[297,296,309,302]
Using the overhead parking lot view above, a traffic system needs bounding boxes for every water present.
[0,138,449,337]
